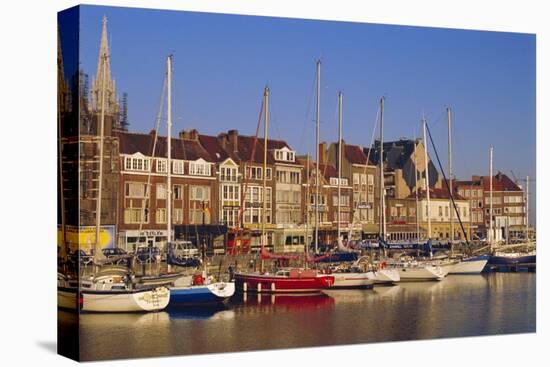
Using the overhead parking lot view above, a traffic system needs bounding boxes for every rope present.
[425,122,470,249]
[138,70,167,234]
[233,95,265,254]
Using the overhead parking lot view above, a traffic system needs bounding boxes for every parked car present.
[136,246,161,263]
[68,249,93,266]
[102,247,128,264]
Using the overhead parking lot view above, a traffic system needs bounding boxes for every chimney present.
[178,129,191,140]
[189,129,199,140]
[228,129,238,152]
[318,142,328,164]
[217,132,228,150]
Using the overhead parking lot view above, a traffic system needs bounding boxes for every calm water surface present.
[61,273,536,361]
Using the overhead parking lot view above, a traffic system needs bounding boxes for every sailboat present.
[321,92,374,289]
[149,55,235,306]
[78,52,170,313]
[415,109,487,275]
[384,113,444,281]
[486,150,536,270]
[235,76,335,294]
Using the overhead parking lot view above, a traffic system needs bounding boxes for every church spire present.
[91,15,118,118]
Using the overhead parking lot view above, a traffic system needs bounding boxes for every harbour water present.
[61,273,535,361]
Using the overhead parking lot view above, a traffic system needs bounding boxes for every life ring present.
[380,261,387,270]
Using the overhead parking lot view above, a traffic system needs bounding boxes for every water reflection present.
[168,304,235,320]
[73,274,535,361]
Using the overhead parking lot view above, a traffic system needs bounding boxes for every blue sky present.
[75,5,536,218]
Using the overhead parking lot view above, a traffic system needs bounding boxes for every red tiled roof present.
[481,173,522,192]
[116,131,215,162]
[345,144,371,165]
[455,174,521,192]
[319,163,338,181]
[198,134,230,162]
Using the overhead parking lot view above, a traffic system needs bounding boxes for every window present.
[156,159,167,173]
[124,208,148,224]
[190,185,211,201]
[274,149,296,162]
[173,208,183,224]
[156,184,167,199]
[332,195,350,207]
[221,166,238,182]
[125,182,147,198]
[156,208,166,224]
[189,161,211,176]
[266,168,272,180]
[173,184,183,200]
[173,160,184,175]
[124,156,150,172]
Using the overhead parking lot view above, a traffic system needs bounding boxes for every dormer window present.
[189,159,211,176]
[274,147,296,162]
[124,154,150,172]
[329,177,348,186]
[173,160,184,175]
[156,159,167,173]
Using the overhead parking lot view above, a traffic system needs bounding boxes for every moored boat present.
[331,271,374,289]
[168,272,235,306]
[235,268,335,293]
[488,251,536,266]
[448,255,490,274]
[388,261,445,281]
[80,266,170,312]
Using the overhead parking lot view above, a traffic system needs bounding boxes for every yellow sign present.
[58,225,115,253]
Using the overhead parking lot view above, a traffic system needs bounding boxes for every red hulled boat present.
[235,267,335,294]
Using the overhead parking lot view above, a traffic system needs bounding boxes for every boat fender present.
[257,283,262,293]
[271,283,276,292]
[243,282,248,292]
[381,261,387,270]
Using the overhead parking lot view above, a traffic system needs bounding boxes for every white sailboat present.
[162,55,235,305]
[386,116,445,281]
[328,91,374,289]
[79,50,170,313]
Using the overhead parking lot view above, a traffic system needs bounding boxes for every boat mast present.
[414,139,420,250]
[422,115,431,240]
[315,60,321,254]
[447,107,454,254]
[525,175,529,243]
[305,154,310,269]
[261,86,269,273]
[379,97,386,242]
[57,52,67,262]
[489,146,493,250]
[94,52,108,268]
[337,91,343,242]
[166,55,173,247]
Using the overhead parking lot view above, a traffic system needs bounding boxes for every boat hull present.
[448,258,489,274]
[331,273,374,289]
[81,287,170,312]
[371,269,400,284]
[169,282,235,305]
[58,287,78,310]
[235,273,335,293]
[394,266,444,281]
[489,254,536,266]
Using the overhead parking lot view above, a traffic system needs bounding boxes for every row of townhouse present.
[454,173,528,241]
[58,17,529,256]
